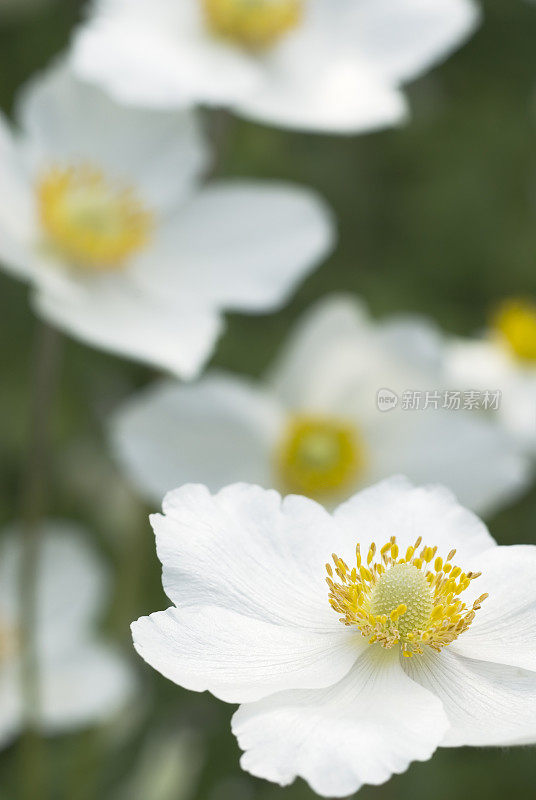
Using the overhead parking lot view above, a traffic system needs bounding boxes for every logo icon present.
[376,388,399,412]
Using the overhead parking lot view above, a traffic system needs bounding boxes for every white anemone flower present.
[111,296,530,516]
[0,520,134,748]
[0,62,333,379]
[446,298,536,456]
[131,477,536,797]
[71,0,481,134]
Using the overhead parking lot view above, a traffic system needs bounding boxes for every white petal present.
[236,54,407,135]
[40,643,134,732]
[133,182,335,312]
[334,477,497,569]
[111,373,284,503]
[268,294,370,408]
[365,408,531,516]
[0,520,109,652]
[232,647,448,797]
[334,0,481,85]
[0,111,35,278]
[132,605,359,704]
[33,276,222,380]
[71,0,260,108]
[152,483,345,631]
[450,545,536,672]
[404,648,536,747]
[17,60,208,211]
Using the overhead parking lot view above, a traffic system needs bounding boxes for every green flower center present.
[370,563,433,639]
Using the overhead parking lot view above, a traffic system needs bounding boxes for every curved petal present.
[333,477,497,570]
[33,276,222,380]
[152,483,345,631]
[232,647,448,797]
[316,0,481,85]
[132,605,359,704]
[365,409,531,517]
[111,373,284,503]
[235,57,407,135]
[40,642,135,732]
[17,60,208,211]
[0,521,109,652]
[134,181,335,312]
[268,294,370,408]
[404,648,536,747]
[450,545,536,672]
[71,0,260,108]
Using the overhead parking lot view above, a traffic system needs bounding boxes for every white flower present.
[0,62,333,379]
[71,0,480,134]
[0,520,134,748]
[131,477,536,797]
[111,296,530,516]
[446,298,536,455]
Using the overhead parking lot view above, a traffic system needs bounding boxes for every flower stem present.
[18,320,62,800]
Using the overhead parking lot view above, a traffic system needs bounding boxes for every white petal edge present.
[450,545,536,672]
[232,646,449,797]
[404,648,536,747]
[132,605,360,703]
[133,181,335,313]
[32,277,223,380]
[152,483,347,631]
[334,477,497,570]
[111,373,284,503]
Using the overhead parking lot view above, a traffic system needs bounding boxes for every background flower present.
[111,296,530,515]
[71,0,480,134]
[0,61,334,378]
[446,299,536,455]
[0,520,134,748]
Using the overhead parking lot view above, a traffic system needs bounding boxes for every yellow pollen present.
[202,0,302,49]
[326,536,488,657]
[37,164,153,271]
[276,415,365,500]
[492,299,536,363]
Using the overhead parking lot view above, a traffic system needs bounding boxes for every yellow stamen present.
[493,299,536,363]
[276,414,366,500]
[326,535,487,657]
[202,0,302,49]
[37,164,153,271]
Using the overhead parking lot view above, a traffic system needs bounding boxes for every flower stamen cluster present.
[37,164,153,270]
[492,298,536,363]
[202,0,303,49]
[326,536,488,657]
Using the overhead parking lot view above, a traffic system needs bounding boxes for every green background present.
[0,0,535,797]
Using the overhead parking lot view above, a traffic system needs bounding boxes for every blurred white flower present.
[111,296,530,516]
[131,478,536,797]
[0,520,134,748]
[446,298,536,455]
[0,62,333,378]
[71,0,480,134]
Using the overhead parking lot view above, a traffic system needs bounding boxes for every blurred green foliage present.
[0,0,535,798]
